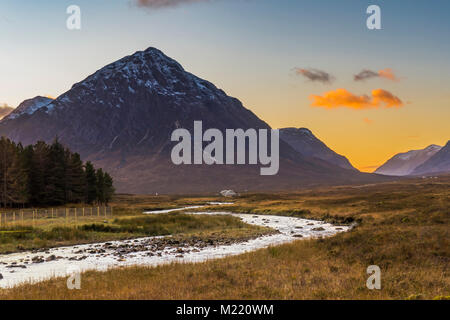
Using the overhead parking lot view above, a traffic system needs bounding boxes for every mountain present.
[3,96,53,121]
[0,47,388,193]
[280,127,357,171]
[375,145,442,176]
[411,141,450,175]
[375,144,442,176]
[0,104,14,120]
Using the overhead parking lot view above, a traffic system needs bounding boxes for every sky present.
[0,0,449,171]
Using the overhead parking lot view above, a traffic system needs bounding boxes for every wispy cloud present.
[294,68,334,84]
[363,117,373,125]
[133,0,209,9]
[309,88,403,110]
[354,68,398,82]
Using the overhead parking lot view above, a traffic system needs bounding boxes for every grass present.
[0,175,449,299]
[0,212,273,254]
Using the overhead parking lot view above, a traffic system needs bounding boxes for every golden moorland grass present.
[0,210,270,254]
[0,176,449,299]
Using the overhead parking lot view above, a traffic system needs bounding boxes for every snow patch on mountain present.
[3,96,53,120]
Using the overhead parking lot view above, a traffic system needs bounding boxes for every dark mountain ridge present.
[280,127,357,171]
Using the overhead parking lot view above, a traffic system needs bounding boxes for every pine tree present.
[30,141,50,206]
[6,145,29,206]
[96,168,105,205]
[103,172,115,205]
[84,161,97,204]
[0,137,17,207]
[65,151,85,203]
[46,139,66,205]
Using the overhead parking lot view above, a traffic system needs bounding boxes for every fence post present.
[83,207,85,217]
[97,206,100,217]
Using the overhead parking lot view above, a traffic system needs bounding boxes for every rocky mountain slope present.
[280,127,357,171]
[3,96,53,121]
[411,141,450,175]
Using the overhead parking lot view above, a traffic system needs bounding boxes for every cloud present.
[309,88,403,110]
[378,68,398,81]
[354,70,378,81]
[371,89,403,107]
[134,0,209,9]
[363,117,373,125]
[354,68,398,82]
[294,68,334,84]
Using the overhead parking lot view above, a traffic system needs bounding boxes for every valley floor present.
[0,176,449,299]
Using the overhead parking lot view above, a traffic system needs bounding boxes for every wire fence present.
[0,206,114,228]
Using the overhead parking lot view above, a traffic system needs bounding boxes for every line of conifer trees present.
[0,137,114,208]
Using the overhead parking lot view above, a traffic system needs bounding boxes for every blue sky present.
[1,0,449,169]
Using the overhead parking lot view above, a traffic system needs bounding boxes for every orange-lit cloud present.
[363,117,373,124]
[310,88,403,110]
[354,68,398,82]
[378,68,398,81]
[294,68,334,84]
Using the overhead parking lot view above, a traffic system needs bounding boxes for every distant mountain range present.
[0,47,389,193]
[375,143,450,176]
[375,144,442,176]
[411,141,450,175]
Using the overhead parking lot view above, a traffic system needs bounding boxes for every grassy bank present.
[1,176,449,299]
[0,212,273,254]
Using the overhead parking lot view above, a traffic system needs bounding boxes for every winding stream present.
[0,205,350,288]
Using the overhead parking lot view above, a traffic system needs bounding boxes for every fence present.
[0,206,113,228]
